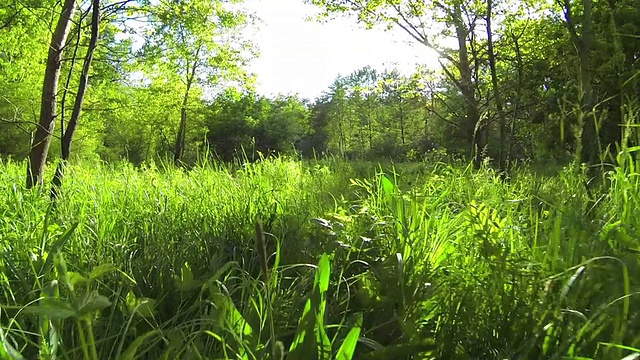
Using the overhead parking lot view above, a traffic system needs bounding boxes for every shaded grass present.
[1,155,640,359]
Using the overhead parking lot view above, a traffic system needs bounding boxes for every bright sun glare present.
[244,0,440,100]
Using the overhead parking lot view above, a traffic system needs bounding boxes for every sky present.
[242,0,440,100]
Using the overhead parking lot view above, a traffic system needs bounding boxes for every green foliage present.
[0,0,52,159]
[205,89,310,161]
[298,66,438,161]
[0,0,639,171]
[306,0,640,167]
[0,0,256,167]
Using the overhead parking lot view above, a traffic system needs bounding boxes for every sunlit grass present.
[1,156,639,359]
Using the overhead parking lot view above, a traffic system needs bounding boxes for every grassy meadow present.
[1,155,640,359]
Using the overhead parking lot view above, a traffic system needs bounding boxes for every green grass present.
[1,155,640,359]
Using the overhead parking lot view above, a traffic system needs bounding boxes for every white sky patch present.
[243,0,440,100]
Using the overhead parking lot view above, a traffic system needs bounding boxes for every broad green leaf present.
[23,300,76,320]
[288,297,313,359]
[380,175,394,199]
[75,291,112,317]
[89,264,117,280]
[315,254,332,358]
[210,290,254,338]
[67,271,88,288]
[53,253,71,291]
[136,298,157,319]
[290,254,333,360]
[209,284,255,357]
[335,313,363,360]
[176,261,199,292]
[315,254,331,294]
[126,291,157,318]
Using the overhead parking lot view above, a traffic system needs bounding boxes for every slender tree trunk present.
[486,0,507,171]
[338,112,345,155]
[358,114,365,155]
[509,30,524,168]
[174,46,201,165]
[26,0,77,188]
[51,0,100,199]
[60,14,83,151]
[606,0,626,156]
[399,98,406,146]
[173,90,190,165]
[368,112,373,150]
[452,2,481,168]
[470,25,486,167]
[427,88,434,140]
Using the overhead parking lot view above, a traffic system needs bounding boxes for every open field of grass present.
[1,156,640,359]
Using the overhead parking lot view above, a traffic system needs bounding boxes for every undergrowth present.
[1,155,640,359]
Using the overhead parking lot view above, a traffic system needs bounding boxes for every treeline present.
[206,67,438,163]
[1,0,640,176]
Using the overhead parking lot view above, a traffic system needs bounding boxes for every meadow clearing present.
[1,155,639,359]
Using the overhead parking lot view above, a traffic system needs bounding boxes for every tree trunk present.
[368,111,373,150]
[173,47,201,165]
[59,14,83,150]
[399,97,406,146]
[173,93,190,165]
[26,0,77,188]
[486,0,507,171]
[605,0,626,157]
[452,2,481,168]
[508,30,524,168]
[51,0,100,200]
[338,111,345,156]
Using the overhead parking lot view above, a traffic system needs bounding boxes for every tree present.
[51,0,101,198]
[301,95,332,157]
[204,90,310,161]
[345,66,379,155]
[0,0,50,159]
[26,0,76,188]
[308,0,486,166]
[329,81,352,156]
[485,0,508,171]
[559,0,596,166]
[142,0,254,165]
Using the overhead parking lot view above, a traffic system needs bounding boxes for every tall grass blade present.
[335,313,363,360]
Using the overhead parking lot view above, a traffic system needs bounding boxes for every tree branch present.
[0,7,22,30]
[560,0,582,47]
